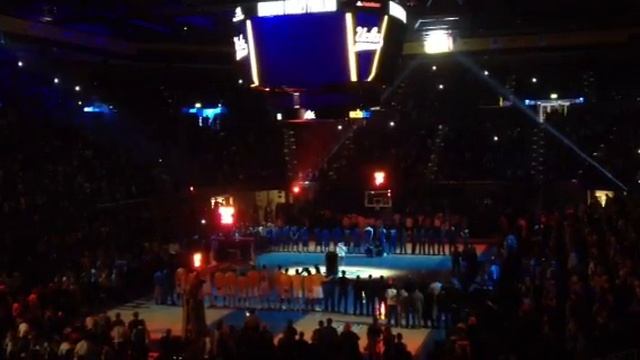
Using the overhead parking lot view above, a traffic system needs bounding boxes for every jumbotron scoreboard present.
[232,0,407,89]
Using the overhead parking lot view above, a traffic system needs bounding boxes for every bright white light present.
[389,121,395,127]
[53,78,60,84]
[432,65,437,71]
[17,61,23,67]
[246,20,260,86]
[195,102,202,108]
[238,79,244,84]
[74,85,81,92]
[158,158,163,163]
[303,110,316,120]
[483,70,489,76]
[219,206,235,225]
[189,186,195,192]
[337,125,343,130]
[438,84,444,90]
[423,30,453,54]
[374,171,386,186]
[550,93,558,99]
[345,12,357,82]
[493,135,499,142]
[637,148,640,154]
[276,113,283,121]
[183,26,188,31]
[192,252,203,268]
[388,1,406,23]
[77,101,82,105]
[201,219,207,225]
[531,77,538,83]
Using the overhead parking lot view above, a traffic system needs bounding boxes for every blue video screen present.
[251,12,350,88]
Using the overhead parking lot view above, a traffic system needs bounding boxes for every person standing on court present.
[337,270,350,314]
[365,275,376,317]
[323,274,337,312]
[385,282,399,327]
[353,275,364,316]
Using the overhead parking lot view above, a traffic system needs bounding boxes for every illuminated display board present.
[233,1,406,89]
[257,0,337,17]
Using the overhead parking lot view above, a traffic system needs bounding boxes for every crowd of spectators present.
[153,312,413,360]
[435,195,640,359]
[0,96,175,359]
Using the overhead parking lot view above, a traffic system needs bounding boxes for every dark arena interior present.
[2,0,640,359]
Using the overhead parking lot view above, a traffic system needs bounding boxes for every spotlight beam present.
[454,54,627,191]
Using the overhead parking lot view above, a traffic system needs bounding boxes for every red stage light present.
[292,185,301,194]
[219,206,235,225]
[374,171,386,186]
[192,252,203,269]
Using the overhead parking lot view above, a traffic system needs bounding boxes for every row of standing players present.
[159,266,440,329]
[260,224,467,255]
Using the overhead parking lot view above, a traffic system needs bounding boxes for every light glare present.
[423,30,453,54]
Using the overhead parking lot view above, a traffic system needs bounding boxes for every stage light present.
[276,113,283,121]
[158,158,163,163]
[438,84,444,90]
[53,78,60,84]
[374,171,386,186]
[337,125,343,130]
[637,148,640,154]
[192,252,203,269]
[423,30,453,54]
[195,102,202,108]
[189,186,195,192]
[389,121,395,127]
[201,219,207,225]
[74,85,81,92]
[238,79,244,84]
[77,101,82,105]
[432,65,437,71]
[531,77,538,83]
[493,135,499,142]
[550,93,558,99]
[219,206,235,225]
[17,61,23,67]
[183,26,188,31]
[484,70,489,76]
[292,185,301,194]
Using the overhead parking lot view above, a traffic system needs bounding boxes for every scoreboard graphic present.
[232,0,406,89]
